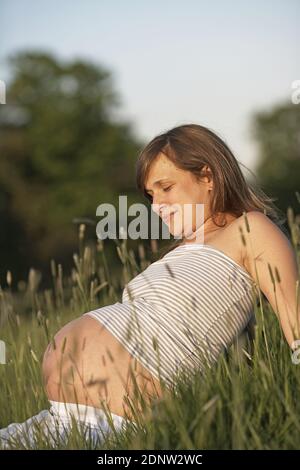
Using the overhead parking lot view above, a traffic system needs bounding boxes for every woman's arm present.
[241,211,300,348]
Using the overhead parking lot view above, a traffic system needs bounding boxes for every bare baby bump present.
[42,314,164,419]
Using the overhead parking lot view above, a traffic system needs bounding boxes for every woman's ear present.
[200,165,213,189]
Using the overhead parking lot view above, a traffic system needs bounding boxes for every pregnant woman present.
[1,123,299,448]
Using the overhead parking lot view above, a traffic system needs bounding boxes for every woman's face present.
[144,152,213,241]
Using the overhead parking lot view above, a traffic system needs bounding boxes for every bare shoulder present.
[235,211,293,282]
[234,211,300,347]
[241,210,288,247]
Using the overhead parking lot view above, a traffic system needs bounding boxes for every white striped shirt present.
[83,244,257,389]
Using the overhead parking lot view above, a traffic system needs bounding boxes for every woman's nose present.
[152,192,170,206]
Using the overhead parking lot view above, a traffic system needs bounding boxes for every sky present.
[0,0,299,173]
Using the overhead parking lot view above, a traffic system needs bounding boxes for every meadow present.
[0,209,300,450]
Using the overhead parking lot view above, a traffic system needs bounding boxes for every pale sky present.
[1,0,299,173]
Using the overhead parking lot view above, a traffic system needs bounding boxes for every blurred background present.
[0,0,299,290]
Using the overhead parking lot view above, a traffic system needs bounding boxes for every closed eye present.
[145,185,173,198]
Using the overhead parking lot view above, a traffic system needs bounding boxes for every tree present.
[0,51,144,286]
[251,101,300,218]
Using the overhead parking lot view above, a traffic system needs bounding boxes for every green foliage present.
[0,51,145,283]
[251,101,300,216]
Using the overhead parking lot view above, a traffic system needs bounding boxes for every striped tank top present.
[83,243,257,390]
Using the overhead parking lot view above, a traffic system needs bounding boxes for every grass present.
[0,209,300,450]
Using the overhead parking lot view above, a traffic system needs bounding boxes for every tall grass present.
[0,210,300,450]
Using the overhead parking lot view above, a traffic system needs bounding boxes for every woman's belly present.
[42,315,164,420]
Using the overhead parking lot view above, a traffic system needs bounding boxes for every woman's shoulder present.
[237,210,286,240]
[237,210,291,282]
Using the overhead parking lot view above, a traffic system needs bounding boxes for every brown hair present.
[135,123,288,259]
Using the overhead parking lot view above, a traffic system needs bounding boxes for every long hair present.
[135,123,288,259]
